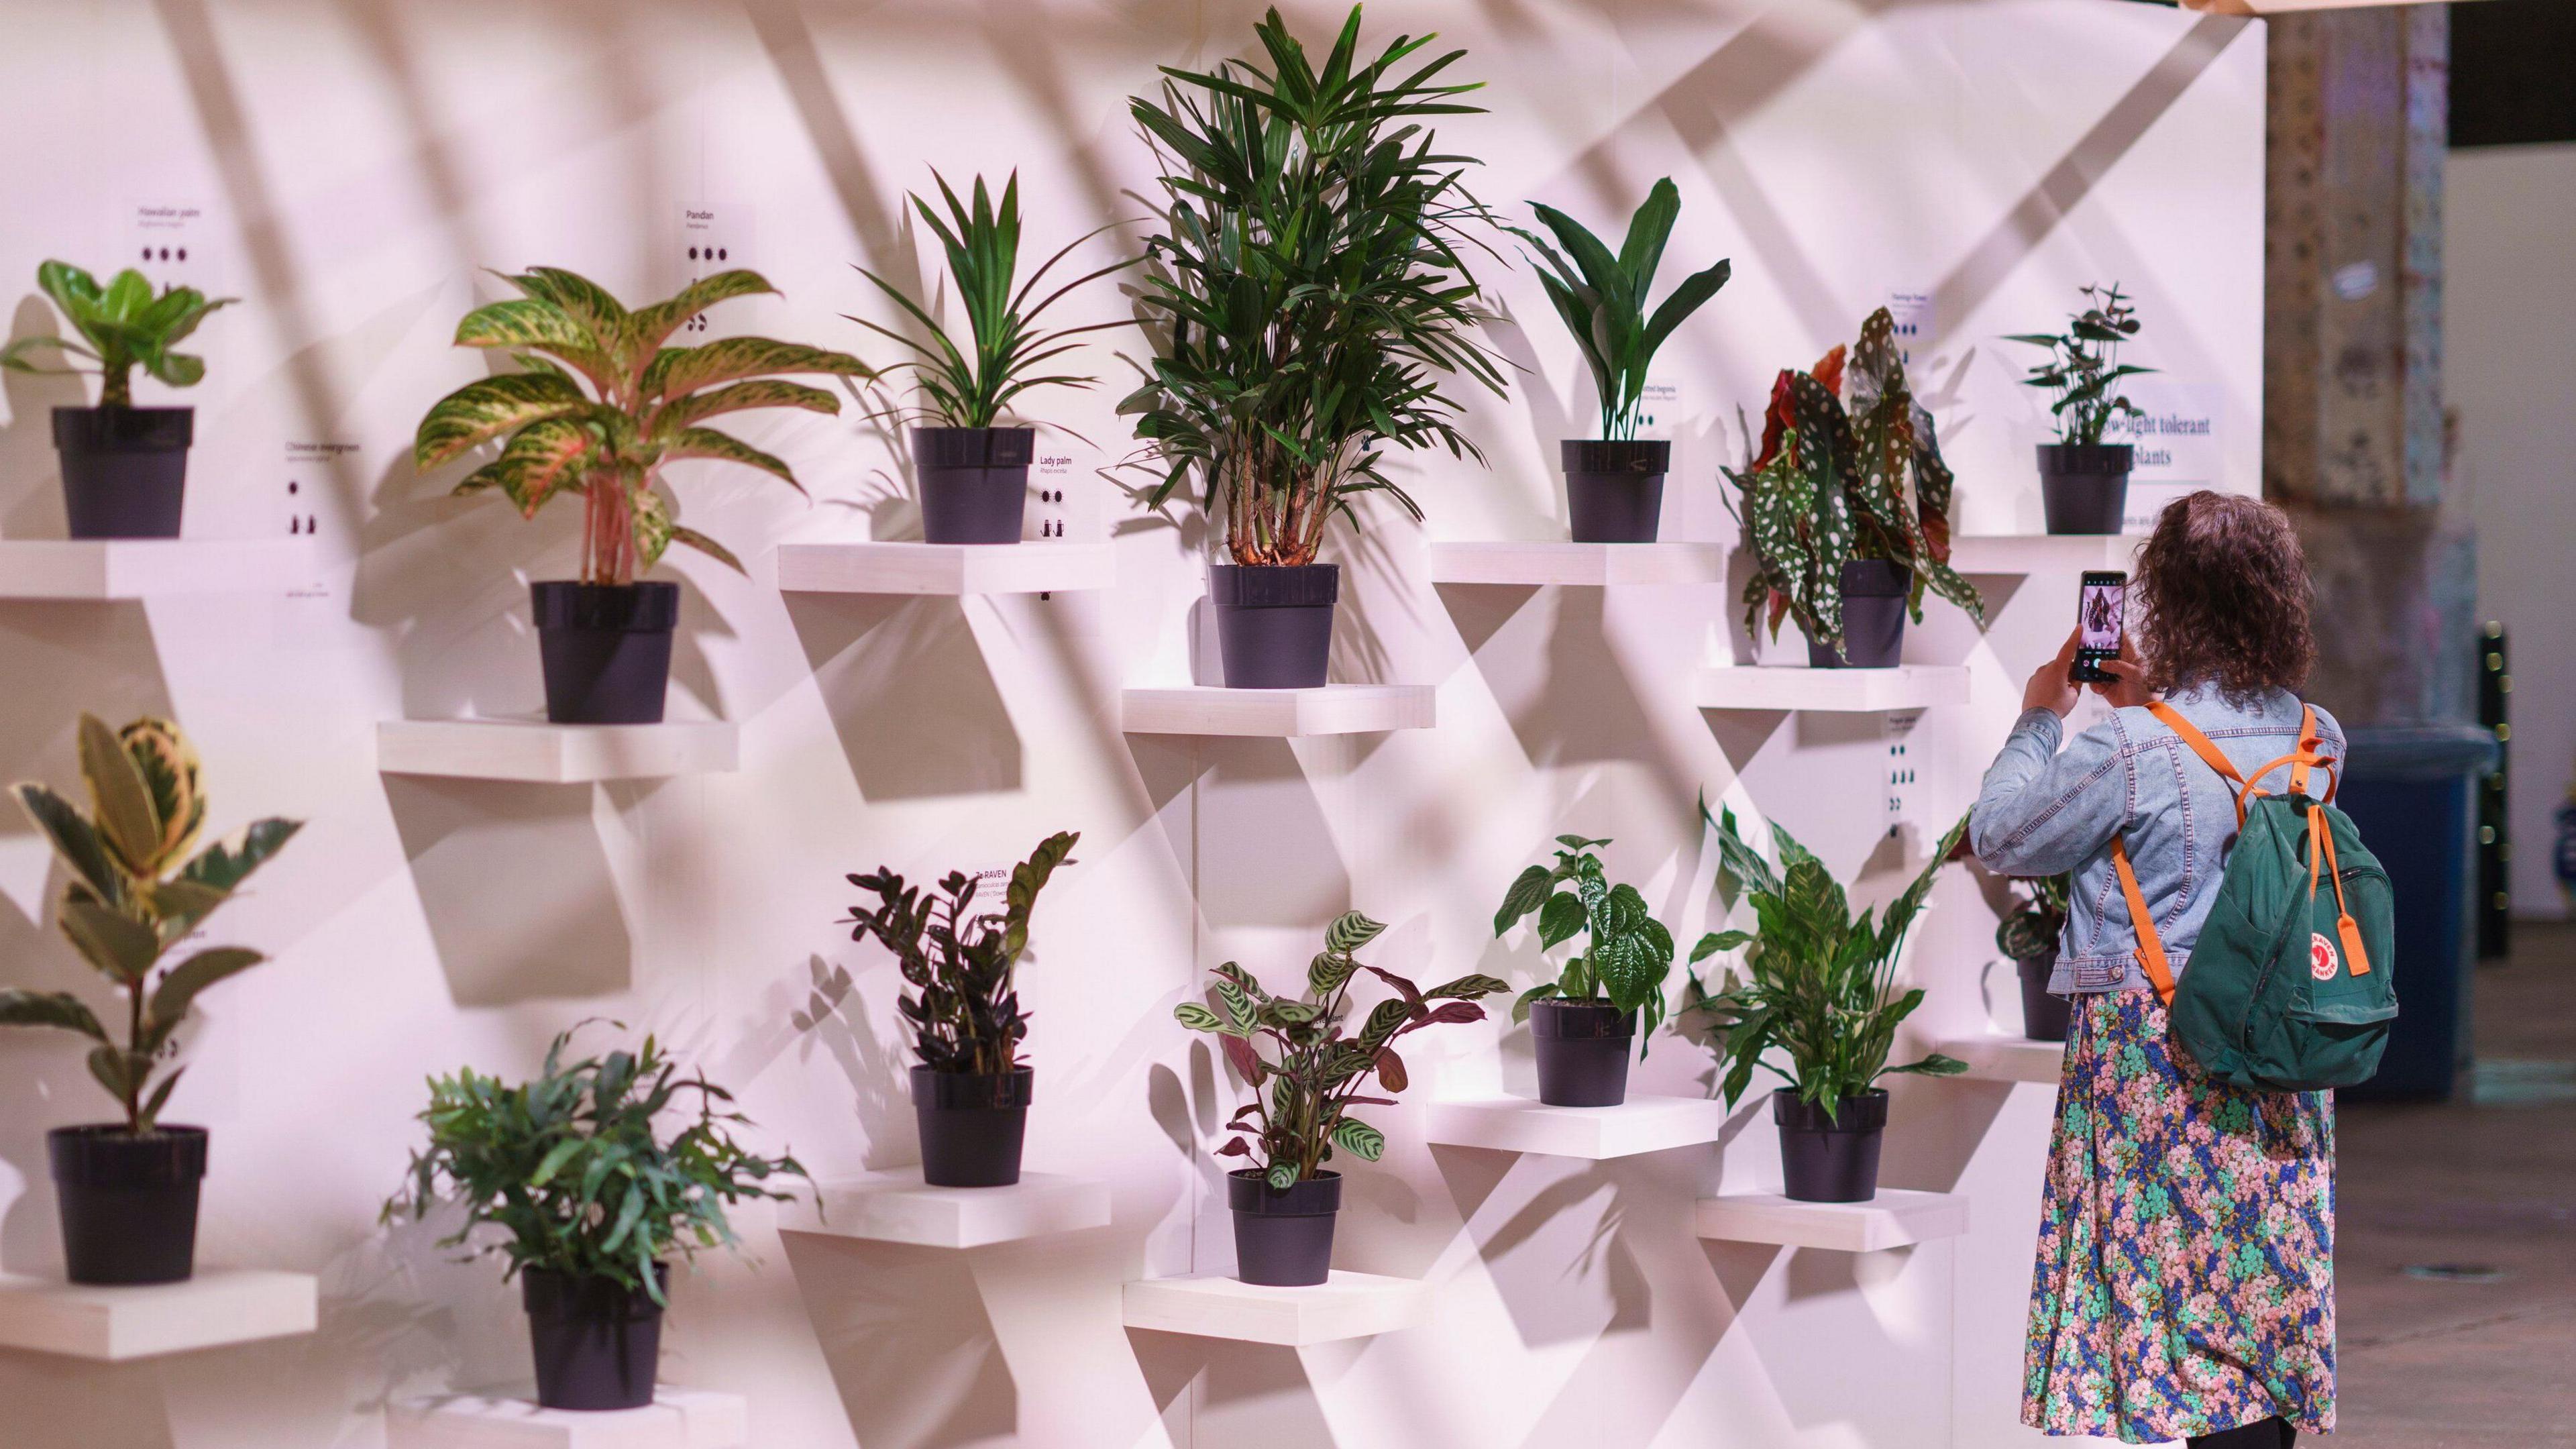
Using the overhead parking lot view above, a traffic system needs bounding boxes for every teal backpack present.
[2111,702,2398,1092]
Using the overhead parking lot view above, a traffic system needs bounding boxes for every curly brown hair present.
[2132,490,2314,705]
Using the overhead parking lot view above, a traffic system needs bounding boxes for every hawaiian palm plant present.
[1684,800,1966,1118]
[0,715,300,1133]
[0,262,234,408]
[843,830,1079,1077]
[1122,5,1509,566]
[849,172,1134,429]
[413,267,869,585]
[1725,308,1984,657]
[1511,180,1731,442]
[1493,835,1676,1049]
[2006,283,2152,446]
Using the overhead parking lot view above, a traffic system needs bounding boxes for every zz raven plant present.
[1,715,300,1132]
[1174,911,1507,1189]
[1,262,233,408]
[2007,283,2152,446]
[1494,835,1676,1044]
[1512,180,1731,443]
[843,830,1079,1076]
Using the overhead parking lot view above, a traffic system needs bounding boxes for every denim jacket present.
[1970,683,2348,996]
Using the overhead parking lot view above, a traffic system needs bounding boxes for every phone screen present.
[2073,571,2127,683]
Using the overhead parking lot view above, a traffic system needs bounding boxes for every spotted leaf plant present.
[0,715,301,1134]
[414,267,870,586]
[1173,912,1509,1189]
[1723,308,1984,660]
[1493,835,1677,1053]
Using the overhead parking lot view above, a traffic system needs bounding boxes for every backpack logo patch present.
[2310,932,2340,981]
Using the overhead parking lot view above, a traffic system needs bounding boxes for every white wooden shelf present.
[774,541,1113,596]
[387,1388,746,1448]
[1693,665,1969,713]
[1694,1189,1969,1252]
[377,720,739,783]
[1947,534,2141,575]
[1120,685,1435,737]
[781,1171,1112,1248]
[1423,1094,1732,1160]
[0,538,317,600]
[1426,541,1729,587]
[1937,1033,2067,1085]
[0,1270,317,1360]
[1122,1271,1430,1346]
[2182,0,2459,13]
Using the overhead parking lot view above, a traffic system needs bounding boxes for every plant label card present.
[1886,290,1937,366]
[275,441,347,648]
[1032,443,1097,543]
[1882,708,1927,838]
[672,202,759,334]
[125,199,223,294]
[1637,377,1684,441]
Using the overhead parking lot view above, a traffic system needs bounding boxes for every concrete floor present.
[2332,921,2576,1446]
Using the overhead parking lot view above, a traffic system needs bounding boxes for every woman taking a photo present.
[1972,491,2341,1449]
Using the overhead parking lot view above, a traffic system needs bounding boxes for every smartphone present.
[2071,570,2127,684]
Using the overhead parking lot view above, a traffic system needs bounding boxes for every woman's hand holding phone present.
[2027,631,2155,716]
[2089,635,2155,708]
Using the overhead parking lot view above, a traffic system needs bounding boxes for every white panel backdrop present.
[0,2,2263,1445]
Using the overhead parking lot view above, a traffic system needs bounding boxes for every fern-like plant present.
[1511,180,1731,442]
[0,262,234,409]
[842,830,1079,1077]
[1725,308,1984,658]
[1173,912,1507,1189]
[1493,835,1676,1051]
[413,267,869,586]
[0,715,300,1133]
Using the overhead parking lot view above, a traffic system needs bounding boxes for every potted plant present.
[384,1027,808,1412]
[1685,802,1966,1203]
[849,172,1134,544]
[413,266,867,724]
[1492,835,1677,1106]
[0,714,299,1284]
[1725,308,1985,668]
[1511,180,1731,543]
[841,830,1079,1187]
[0,262,235,538]
[1996,874,2073,1043]
[2006,283,2151,535]
[1172,912,1506,1285]
[1124,6,1509,688]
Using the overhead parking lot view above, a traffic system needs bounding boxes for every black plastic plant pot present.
[1772,1089,1888,1203]
[1228,1168,1342,1287]
[1529,999,1638,1107]
[911,1065,1033,1187]
[531,580,680,725]
[1560,439,1670,543]
[2018,952,2072,1043]
[1209,563,1338,690]
[48,1124,207,1285]
[2037,443,2133,535]
[523,1264,668,1412]
[1807,560,1911,669]
[914,426,1034,545]
[54,406,192,539]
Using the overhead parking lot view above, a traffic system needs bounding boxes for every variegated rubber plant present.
[1493,835,1676,1054]
[1723,308,1985,659]
[414,268,870,586]
[1174,912,1508,1189]
[0,715,301,1134]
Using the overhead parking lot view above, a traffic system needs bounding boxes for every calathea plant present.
[2006,283,2151,447]
[1724,308,1984,666]
[1996,873,2071,964]
[1493,836,1679,1106]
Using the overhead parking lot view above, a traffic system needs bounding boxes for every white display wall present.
[0,2,2263,1445]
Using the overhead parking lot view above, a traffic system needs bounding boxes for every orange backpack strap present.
[2147,702,2243,786]
[2110,837,2178,1006]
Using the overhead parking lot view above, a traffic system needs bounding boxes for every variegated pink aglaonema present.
[414,267,870,586]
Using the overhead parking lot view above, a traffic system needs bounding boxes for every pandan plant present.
[1724,308,1985,660]
[2006,283,2152,447]
[1,715,301,1133]
[1494,835,1676,1048]
[413,266,869,585]
[1511,179,1731,444]
[0,262,234,409]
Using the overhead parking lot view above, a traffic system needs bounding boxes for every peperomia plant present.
[1173,912,1507,1189]
[0,716,300,1133]
[413,266,869,586]
[1684,800,1966,1119]
[1511,179,1731,442]
[1725,308,1985,659]
[2006,283,2153,447]
[384,1026,808,1304]
[1996,873,2072,963]
[1122,5,1509,566]
[841,831,1079,1077]
[849,172,1134,430]
[1493,835,1676,1049]
[0,262,235,409]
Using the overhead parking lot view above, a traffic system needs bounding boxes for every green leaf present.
[1330,1116,1385,1162]
[646,337,872,400]
[1324,911,1385,955]
[529,1136,586,1188]
[659,427,798,488]
[1511,981,1559,1024]
[1493,865,1553,935]
[178,817,303,896]
[1423,973,1509,1001]
[1690,929,1752,963]
[413,371,590,468]
[625,270,782,358]
[653,379,841,435]
[1536,891,1587,948]
[0,988,109,1041]
[77,714,162,876]
[12,784,123,908]
[1308,951,1359,995]
[1265,1161,1300,1192]
[1172,1002,1224,1032]
[146,947,265,1033]
[60,900,162,983]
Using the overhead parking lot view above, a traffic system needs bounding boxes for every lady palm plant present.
[1511,180,1731,442]
[0,715,300,1133]
[850,172,1134,429]
[1122,5,1509,566]
[0,262,234,408]
[413,268,869,585]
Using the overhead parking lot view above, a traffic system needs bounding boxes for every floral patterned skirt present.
[2023,990,2335,1443]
